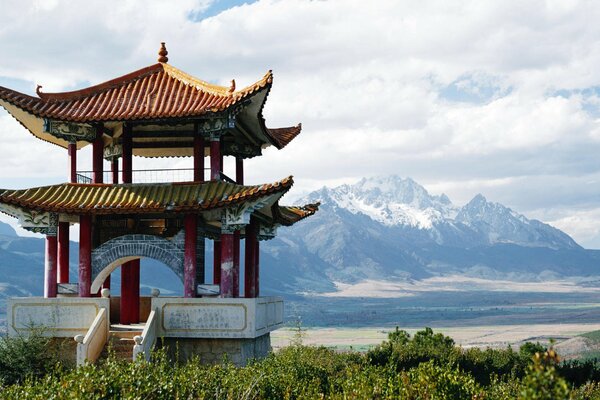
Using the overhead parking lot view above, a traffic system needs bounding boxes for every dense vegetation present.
[4,328,600,399]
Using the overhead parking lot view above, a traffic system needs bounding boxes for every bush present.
[0,330,61,386]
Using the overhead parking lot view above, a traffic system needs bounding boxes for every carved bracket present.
[103,143,122,161]
[224,142,262,158]
[43,119,97,142]
[0,203,57,235]
[221,197,273,232]
[258,224,278,241]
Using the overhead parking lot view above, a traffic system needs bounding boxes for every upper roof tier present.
[0,43,302,157]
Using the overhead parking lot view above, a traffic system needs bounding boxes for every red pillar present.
[255,239,260,297]
[213,240,221,284]
[220,231,234,298]
[78,215,92,297]
[122,124,132,184]
[120,259,140,325]
[244,221,256,298]
[57,222,69,284]
[111,159,119,184]
[131,259,140,323]
[44,234,58,298]
[210,135,221,180]
[233,231,240,297]
[232,157,243,297]
[68,142,77,183]
[235,157,244,185]
[194,135,205,182]
[121,262,133,325]
[92,126,103,184]
[184,214,197,298]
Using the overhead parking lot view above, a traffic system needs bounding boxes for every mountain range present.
[0,176,599,303]
[260,176,599,294]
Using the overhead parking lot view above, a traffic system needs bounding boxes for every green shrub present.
[518,349,571,400]
[0,331,61,386]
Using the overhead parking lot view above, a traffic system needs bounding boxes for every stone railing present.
[133,308,158,362]
[152,296,284,339]
[75,307,109,366]
[7,297,110,337]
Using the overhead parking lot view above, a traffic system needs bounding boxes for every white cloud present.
[0,0,599,246]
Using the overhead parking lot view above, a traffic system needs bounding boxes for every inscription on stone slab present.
[162,304,247,332]
[13,303,98,332]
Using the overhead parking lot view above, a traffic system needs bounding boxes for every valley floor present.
[271,323,600,351]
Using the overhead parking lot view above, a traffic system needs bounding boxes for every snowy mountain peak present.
[302,176,580,250]
[309,175,457,229]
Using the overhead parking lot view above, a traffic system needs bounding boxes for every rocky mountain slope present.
[260,176,598,294]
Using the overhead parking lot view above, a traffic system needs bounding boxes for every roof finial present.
[36,85,43,96]
[158,42,168,63]
[228,79,236,94]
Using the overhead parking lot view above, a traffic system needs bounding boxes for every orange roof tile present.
[266,124,302,149]
[0,64,273,122]
[275,202,320,226]
[0,177,293,215]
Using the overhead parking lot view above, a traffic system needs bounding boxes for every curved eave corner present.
[0,96,75,150]
[275,202,320,226]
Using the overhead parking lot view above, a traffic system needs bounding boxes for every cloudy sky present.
[0,0,599,248]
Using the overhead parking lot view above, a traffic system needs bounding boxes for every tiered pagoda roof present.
[0,177,294,215]
[0,48,301,157]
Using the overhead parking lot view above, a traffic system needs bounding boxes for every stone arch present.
[90,234,184,293]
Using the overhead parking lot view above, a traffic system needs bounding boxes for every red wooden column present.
[44,224,58,298]
[111,158,119,185]
[220,230,234,298]
[68,142,77,183]
[193,127,205,182]
[131,259,140,323]
[78,215,92,297]
[210,134,221,180]
[57,222,69,284]
[213,240,221,284]
[255,239,260,297]
[244,220,256,298]
[122,124,132,184]
[233,232,240,297]
[120,263,133,324]
[92,125,104,184]
[120,123,138,323]
[183,214,197,298]
[232,157,243,297]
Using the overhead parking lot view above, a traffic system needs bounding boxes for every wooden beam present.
[132,130,196,138]
[132,141,194,149]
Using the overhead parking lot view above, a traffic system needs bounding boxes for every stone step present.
[109,330,142,339]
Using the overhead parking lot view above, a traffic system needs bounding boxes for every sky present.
[0,0,599,248]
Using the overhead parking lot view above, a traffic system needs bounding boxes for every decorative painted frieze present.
[103,143,122,160]
[258,224,278,241]
[43,119,96,142]
[0,203,57,234]
[224,142,261,158]
[221,197,274,232]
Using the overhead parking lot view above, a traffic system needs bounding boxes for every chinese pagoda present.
[0,43,318,365]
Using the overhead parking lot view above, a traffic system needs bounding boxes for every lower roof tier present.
[0,177,319,236]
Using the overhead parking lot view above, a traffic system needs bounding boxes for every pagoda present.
[0,43,318,365]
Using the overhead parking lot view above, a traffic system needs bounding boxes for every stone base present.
[158,333,271,366]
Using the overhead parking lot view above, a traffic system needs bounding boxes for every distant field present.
[271,323,600,351]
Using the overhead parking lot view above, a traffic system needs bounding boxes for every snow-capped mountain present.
[259,176,598,294]
[300,175,576,250]
[320,176,456,229]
